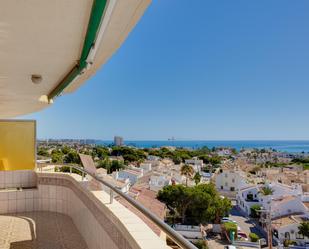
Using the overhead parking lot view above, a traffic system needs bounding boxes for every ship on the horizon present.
[168,136,176,141]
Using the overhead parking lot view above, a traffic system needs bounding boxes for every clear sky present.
[24,0,309,140]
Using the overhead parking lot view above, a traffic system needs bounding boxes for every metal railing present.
[42,164,198,249]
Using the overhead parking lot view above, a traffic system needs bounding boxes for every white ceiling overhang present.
[0,0,151,118]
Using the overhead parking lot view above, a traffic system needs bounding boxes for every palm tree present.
[299,222,309,238]
[180,164,194,186]
[260,186,274,196]
[193,172,201,185]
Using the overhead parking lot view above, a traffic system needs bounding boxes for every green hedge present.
[224,222,237,239]
[249,233,259,242]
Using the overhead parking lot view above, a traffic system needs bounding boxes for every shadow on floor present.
[0,211,88,249]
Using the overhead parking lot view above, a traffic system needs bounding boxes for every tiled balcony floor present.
[0,211,88,249]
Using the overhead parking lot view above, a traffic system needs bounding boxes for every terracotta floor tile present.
[0,212,88,249]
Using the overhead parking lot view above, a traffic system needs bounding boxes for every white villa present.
[215,169,248,192]
[236,182,303,216]
[237,181,309,246]
[185,158,203,172]
[149,174,172,192]
[114,168,144,185]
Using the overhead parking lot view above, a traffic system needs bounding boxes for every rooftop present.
[272,214,309,229]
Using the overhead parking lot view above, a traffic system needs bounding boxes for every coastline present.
[95,140,309,153]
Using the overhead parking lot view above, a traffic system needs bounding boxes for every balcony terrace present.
[0,168,196,249]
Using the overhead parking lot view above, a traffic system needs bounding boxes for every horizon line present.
[37,138,309,142]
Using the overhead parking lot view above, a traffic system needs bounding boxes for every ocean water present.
[96,140,309,153]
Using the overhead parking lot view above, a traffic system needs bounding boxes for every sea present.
[95,140,309,154]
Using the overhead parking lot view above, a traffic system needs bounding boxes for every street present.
[229,205,265,239]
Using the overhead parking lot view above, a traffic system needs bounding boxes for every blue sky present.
[25,0,309,140]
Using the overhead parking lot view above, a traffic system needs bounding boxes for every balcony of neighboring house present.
[245,193,259,202]
[0,121,196,249]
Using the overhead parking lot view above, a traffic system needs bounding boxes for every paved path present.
[229,205,265,239]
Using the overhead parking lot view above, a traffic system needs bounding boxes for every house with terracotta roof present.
[271,214,309,246]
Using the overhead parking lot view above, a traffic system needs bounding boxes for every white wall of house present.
[185,158,203,173]
[237,182,305,216]
[216,170,248,192]
[149,175,171,192]
[274,222,309,246]
[140,163,152,172]
[114,170,142,185]
[172,225,202,239]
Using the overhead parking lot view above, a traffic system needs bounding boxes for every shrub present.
[194,240,208,249]
[249,233,259,242]
[283,239,296,247]
[250,204,261,218]
[249,166,261,175]
[223,222,237,239]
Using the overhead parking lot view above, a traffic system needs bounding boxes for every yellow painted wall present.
[0,120,36,170]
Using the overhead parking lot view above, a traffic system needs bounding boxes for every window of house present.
[225,182,228,187]
[221,186,223,189]
[285,232,290,240]
[232,178,235,183]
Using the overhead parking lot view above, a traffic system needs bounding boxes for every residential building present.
[140,162,152,172]
[272,214,309,246]
[147,155,161,161]
[237,182,303,216]
[215,169,248,192]
[114,168,144,185]
[149,174,171,192]
[114,136,124,146]
[185,158,203,172]
[161,159,174,168]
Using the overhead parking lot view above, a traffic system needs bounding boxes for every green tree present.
[250,204,261,218]
[97,158,111,172]
[193,172,201,185]
[97,158,125,174]
[51,149,63,163]
[37,148,49,157]
[158,183,232,225]
[180,164,194,186]
[111,146,146,163]
[92,146,110,159]
[299,222,309,238]
[61,146,70,154]
[157,185,193,224]
[110,160,125,173]
[63,151,80,164]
